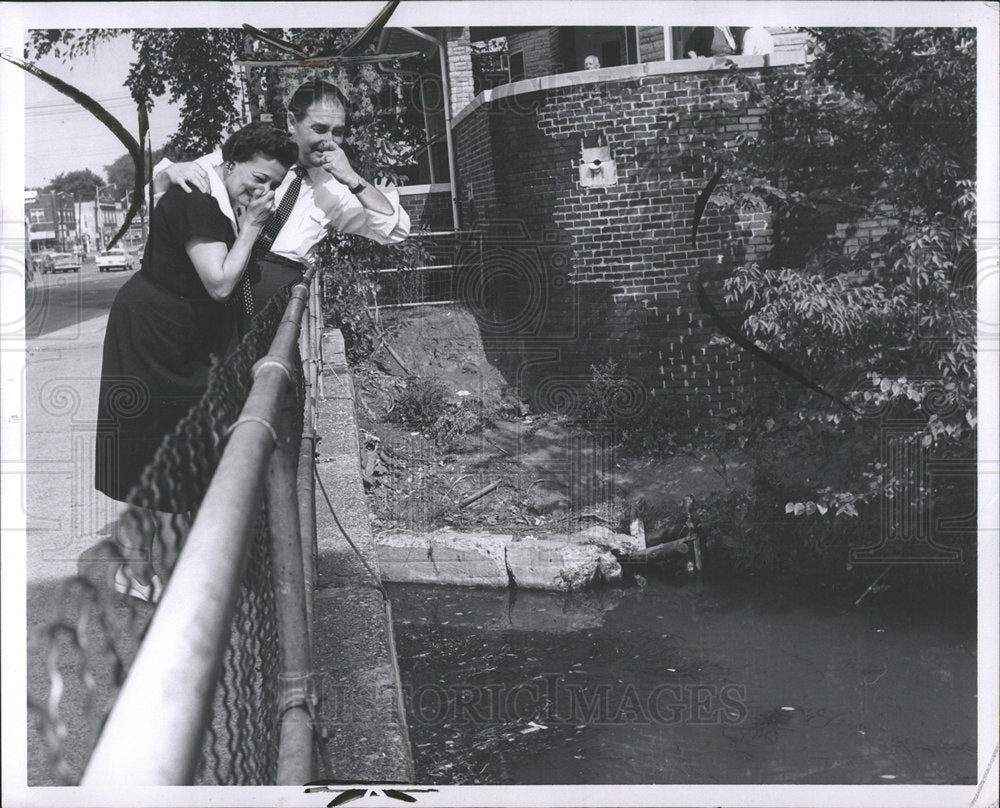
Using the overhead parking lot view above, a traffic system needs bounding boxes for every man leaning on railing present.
[153,78,411,333]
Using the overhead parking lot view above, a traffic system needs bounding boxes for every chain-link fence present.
[28,276,318,785]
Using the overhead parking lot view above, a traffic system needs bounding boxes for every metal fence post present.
[297,281,318,635]
[311,273,324,401]
[298,426,317,635]
[268,386,314,785]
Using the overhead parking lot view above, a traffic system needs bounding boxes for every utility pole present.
[94,183,101,251]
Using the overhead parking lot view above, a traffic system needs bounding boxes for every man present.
[741,27,775,57]
[684,26,745,58]
[153,79,410,323]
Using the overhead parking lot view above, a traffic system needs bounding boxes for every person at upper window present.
[152,79,411,323]
[584,54,601,70]
[741,27,775,57]
[684,26,743,58]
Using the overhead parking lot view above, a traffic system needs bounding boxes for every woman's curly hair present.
[221,122,298,168]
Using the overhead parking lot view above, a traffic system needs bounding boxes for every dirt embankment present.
[354,305,747,551]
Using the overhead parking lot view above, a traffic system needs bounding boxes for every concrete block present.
[378,529,511,587]
[563,524,645,557]
[506,538,621,591]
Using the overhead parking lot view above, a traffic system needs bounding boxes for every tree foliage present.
[707,28,976,531]
[44,168,106,200]
[29,27,425,174]
[104,147,171,199]
[29,28,244,155]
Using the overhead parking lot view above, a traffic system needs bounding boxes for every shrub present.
[393,376,450,427]
[701,28,976,542]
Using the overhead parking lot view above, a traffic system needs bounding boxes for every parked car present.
[32,252,55,275]
[49,252,81,273]
[96,248,138,272]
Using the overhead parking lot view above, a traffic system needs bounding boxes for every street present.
[25,255,134,338]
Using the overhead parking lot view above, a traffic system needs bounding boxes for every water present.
[388,571,976,784]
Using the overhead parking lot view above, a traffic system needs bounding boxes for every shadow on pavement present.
[26,527,154,786]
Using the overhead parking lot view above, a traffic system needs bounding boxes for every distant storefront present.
[24,189,77,253]
[75,196,127,253]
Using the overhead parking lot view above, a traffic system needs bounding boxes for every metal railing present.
[75,269,323,785]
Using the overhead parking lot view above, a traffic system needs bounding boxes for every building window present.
[509,51,525,82]
[571,27,635,71]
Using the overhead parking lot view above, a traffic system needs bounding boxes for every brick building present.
[24,189,77,254]
[370,27,814,418]
[74,195,125,254]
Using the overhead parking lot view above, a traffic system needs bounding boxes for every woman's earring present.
[225,161,234,175]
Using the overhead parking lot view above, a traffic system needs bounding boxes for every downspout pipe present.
[400,27,461,231]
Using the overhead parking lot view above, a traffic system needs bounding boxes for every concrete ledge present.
[452,51,808,128]
[311,328,414,782]
[396,183,452,196]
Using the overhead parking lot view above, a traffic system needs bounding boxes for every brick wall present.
[450,59,810,420]
[770,28,812,54]
[397,187,454,232]
[507,28,566,78]
[446,27,476,116]
[638,26,665,62]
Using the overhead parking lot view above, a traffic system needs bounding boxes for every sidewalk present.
[26,314,120,583]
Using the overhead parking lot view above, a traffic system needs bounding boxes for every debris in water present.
[781,706,796,711]
[879,774,896,780]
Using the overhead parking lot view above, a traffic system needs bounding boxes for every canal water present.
[387,571,976,785]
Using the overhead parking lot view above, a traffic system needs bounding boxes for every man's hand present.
[161,161,210,194]
[318,142,361,188]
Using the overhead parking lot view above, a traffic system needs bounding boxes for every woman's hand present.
[244,188,276,229]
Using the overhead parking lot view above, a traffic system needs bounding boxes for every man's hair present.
[221,122,298,168]
[287,79,351,122]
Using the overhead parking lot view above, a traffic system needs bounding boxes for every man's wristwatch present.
[348,177,368,194]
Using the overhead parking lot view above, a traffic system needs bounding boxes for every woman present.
[95,122,297,602]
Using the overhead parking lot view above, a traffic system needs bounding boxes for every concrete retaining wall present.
[312,329,414,781]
